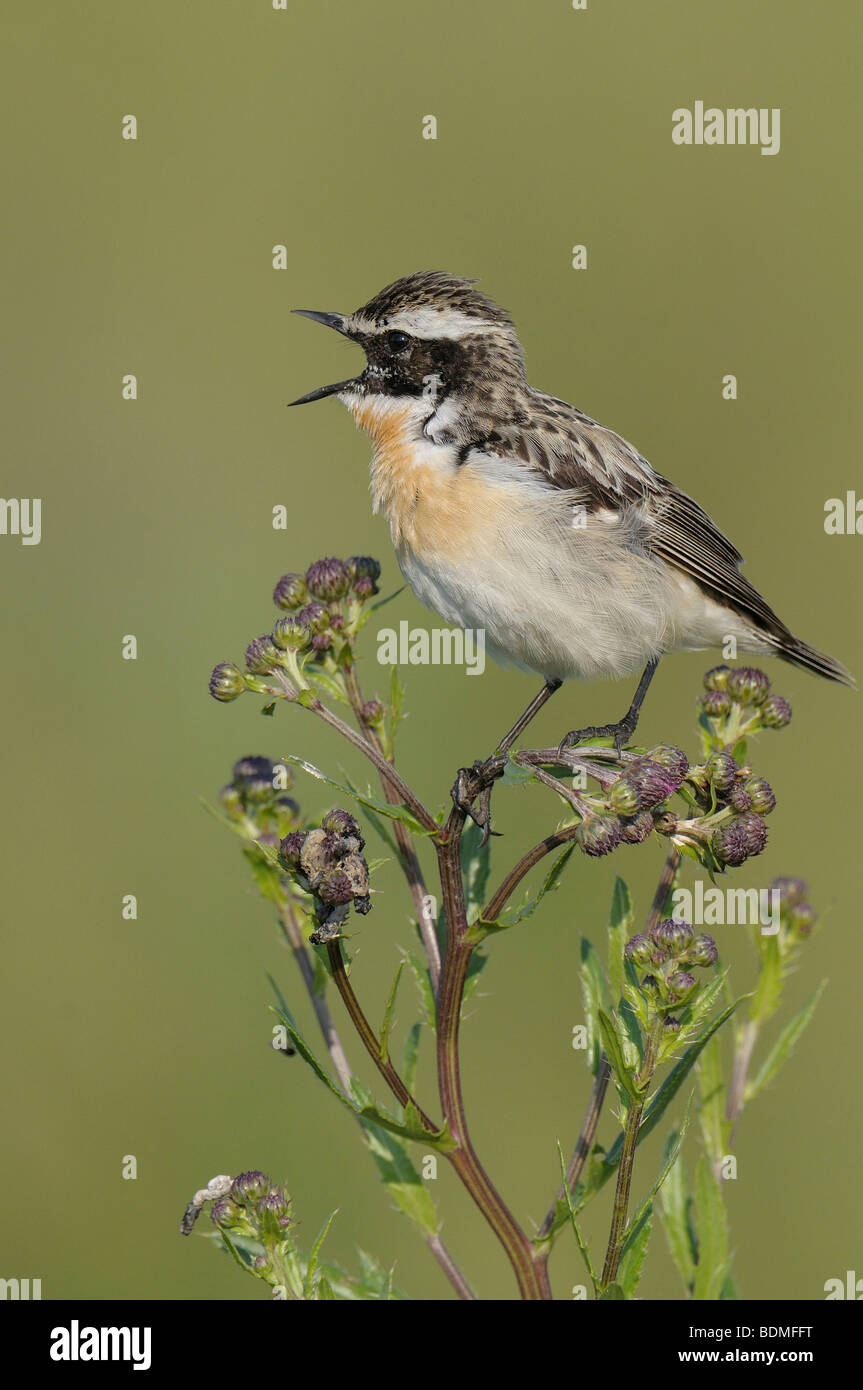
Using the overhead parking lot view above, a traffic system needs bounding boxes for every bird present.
[288,271,853,761]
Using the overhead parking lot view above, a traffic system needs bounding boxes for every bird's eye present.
[385,330,411,353]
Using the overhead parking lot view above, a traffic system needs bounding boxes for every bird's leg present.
[559,658,660,757]
[451,679,563,842]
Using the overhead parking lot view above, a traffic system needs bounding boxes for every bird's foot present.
[451,759,502,846]
[558,713,638,760]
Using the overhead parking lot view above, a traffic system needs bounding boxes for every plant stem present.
[276,904,473,1298]
[341,662,441,994]
[482,823,581,923]
[536,1055,612,1241]
[434,805,552,1300]
[600,1021,663,1287]
[644,846,682,937]
[726,1017,759,1142]
[326,940,439,1133]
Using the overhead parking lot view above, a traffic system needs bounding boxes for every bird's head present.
[288,271,526,415]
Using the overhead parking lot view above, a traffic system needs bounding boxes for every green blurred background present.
[2,0,860,1300]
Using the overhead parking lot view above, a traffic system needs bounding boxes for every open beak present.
[288,309,361,405]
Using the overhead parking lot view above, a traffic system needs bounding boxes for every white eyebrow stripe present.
[350,307,499,339]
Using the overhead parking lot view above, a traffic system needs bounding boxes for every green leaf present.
[303,1210,338,1299]
[268,983,350,1106]
[491,845,574,930]
[598,1282,626,1300]
[618,1203,653,1299]
[750,933,783,1024]
[305,666,351,706]
[696,1032,726,1165]
[316,1274,336,1299]
[659,1130,696,1290]
[379,961,405,1063]
[241,843,286,904]
[580,938,609,1076]
[746,980,827,1101]
[499,759,539,787]
[402,949,436,1031]
[607,877,634,1005]
[599,1008,639,1099]
[624,1095,692,1244]
[343,772,401,856]
[556,1142,599,1295]
[399,1022,422,1095]
[461,821,492,925]
[361,1122,439,1237]
[692,1155,729,1300]
[281,755,432,836]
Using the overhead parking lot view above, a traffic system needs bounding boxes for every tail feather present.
[767,631,856,688]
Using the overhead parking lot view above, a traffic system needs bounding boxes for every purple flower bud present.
[770,876,808,906]
[575,814,622,857]
[245,635,280,674]
[353,575,377,599]
[211,1196,244,1228]
[231,1170,271,1204]
[317,868,355,906]
[361,698,385,726]
[651,918,694,956]
[664,1016,681,1034]
[305,557,352,602]
[233,756,275,783]
[311,631,332,652]
[297,601,330,635]
[706,751,739,792]
[790,902,816,936]
[649,745,690,781]
[619,809,655,844]
[689,933,719,966]
[729,782,752,813]
[220,784,243,816]
[762,695,792,729]
[700,689,731,717]
[320,808,364,844]
[273,573,308,610]
[745,776,776,815]
[712,822,749,866]
[624,932,654,965]
[278,830,307,867]
[666,971,698,1004]
[209,661,245,702]
[627,759,679,808]
[736,812,768,858]
[347,555,382,584]
[272,615,311,651]
[609,777,639,815]
[703,665,732,692]
[727,666,770,705]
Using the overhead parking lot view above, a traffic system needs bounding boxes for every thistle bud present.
[348,555,382,580]
[311,631,332,652]
[728,782,752,813]
[700,689,731,717]
[736,812,768,858]
[770,876,808,906]
[361,698,385,727]
[609,777,639,816]
[272,615,311,651]
[305,557,352,602]
[624,933,654,965]
[575,814,622,857]
[790,902,816,936]
[245,635,280,675]
[706,751,738,792]
[745,776,776,814]
[649,745,690,781]
[619,809,655,844]
[219,784,243,817]
[231,1170,271,1205]
[666,970,698,1004]
[703,665,731,692]
[278,830,306,867]
[211,1196,244,1229]
[689,933,719,966]
[209,661,245,702]
[317,868,355,907]
[664,1016,681,1034]
[353,576,376,599]
[651,918,694,956]
[712,822,749,866]
[762,695,792,728]
[627,758,679,808]
[297,601,330,635]
[233,755,275,782]
[320,808,363,844]
[727,666,770,705]
[273,573,308,611]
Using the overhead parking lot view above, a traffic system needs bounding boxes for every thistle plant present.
[184,554,826,1300]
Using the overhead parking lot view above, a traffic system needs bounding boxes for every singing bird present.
[289,272,853,751]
